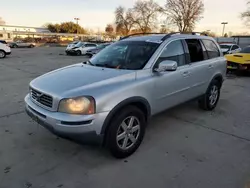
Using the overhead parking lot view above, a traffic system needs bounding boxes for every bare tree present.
[242,1,250,26]
[164,0,204,32]
[132,0,163,33]
[0,17,6,25]
[115,6,134,35]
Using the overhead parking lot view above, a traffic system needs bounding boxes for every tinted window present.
[202,40,220,58]
[90,41,159,70]
[185,39,204,63]
[220,45,231,50]
[156,40,185,66]
[85,44,96,47]
[241,47,250,53]
[232,45,239,50]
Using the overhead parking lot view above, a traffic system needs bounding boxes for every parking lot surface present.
[1,47,250,188]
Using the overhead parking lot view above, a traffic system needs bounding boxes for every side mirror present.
[154,60,178,72]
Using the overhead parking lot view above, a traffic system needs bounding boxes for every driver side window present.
[155,40,185,67]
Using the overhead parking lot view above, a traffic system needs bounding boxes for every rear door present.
[82,44,97,53]
[183,39,213,97]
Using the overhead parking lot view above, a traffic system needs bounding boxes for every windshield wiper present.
[95,64,117,68]
[83,60,95,66]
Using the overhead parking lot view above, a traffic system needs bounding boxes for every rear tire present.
[0,50,6,58]
[29,44,35,48]
[198,80,221,111]
[76,50,81,56]
[106,106,146,158]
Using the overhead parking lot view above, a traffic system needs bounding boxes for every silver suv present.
[25,33,226,158]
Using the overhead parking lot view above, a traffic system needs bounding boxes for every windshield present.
[241,47,250,53]
[75,42,83,48]
[220,45,231,50]
[89,41,160,70]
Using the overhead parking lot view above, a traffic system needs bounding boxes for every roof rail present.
[161,32,208,41]
[119,33,168,40]
[119,31,208,41]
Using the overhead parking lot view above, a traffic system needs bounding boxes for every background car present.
[0,41,11,58]
[66,42,97,56]
[0,40,8,45]
[9,41,36,48]
[86,43,111,57]
[65,41,81,51]
[225,46,250,71]
[220,43,241,55]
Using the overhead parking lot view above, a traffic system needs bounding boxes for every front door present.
[152,40,194,114]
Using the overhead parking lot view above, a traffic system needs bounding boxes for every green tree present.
[45,22,85,34]
[224,33,228,38]
[164,0,204,32]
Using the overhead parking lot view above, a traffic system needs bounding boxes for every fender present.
[100,96,151,135]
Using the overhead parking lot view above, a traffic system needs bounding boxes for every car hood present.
[30,63,136,98]
[225,53,250,64]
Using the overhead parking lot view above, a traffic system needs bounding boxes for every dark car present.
[86,43,111,57]
[0,40,7,44]
[8,42,18,48]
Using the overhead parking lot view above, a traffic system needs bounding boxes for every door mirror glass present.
[154,60,177,72]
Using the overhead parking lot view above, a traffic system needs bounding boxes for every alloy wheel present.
[0,51,5,58]
[116,116,141,150]
[209,85,218,106]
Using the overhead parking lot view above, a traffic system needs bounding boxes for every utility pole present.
[74,17,80,34]
[221,22,228,37]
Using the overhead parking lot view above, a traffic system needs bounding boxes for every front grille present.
[30,88,53,108]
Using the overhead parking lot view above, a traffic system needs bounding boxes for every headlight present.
[58,97,95,114]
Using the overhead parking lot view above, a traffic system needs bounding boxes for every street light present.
[74,17,80,34]
[221,22,228,37]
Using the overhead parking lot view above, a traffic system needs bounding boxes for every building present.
[0,25,50,41]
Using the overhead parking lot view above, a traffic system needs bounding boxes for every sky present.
[1,0,249,34]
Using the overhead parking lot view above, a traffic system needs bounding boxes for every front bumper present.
[25,94,109,144]
[65,50,78,55]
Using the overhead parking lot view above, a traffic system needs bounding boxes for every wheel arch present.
[211,73,223,88]
[101,97,151,136]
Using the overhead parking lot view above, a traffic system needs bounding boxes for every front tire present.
[199,80,221,111]
[0,50,6,58]
[106,106,146,158]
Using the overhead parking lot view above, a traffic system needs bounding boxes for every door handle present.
[208,65,213,69]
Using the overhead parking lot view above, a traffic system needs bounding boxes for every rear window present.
[202,40,220,59]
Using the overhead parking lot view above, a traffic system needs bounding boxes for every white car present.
[0,41,11,58]
[66,42,97,56]
[65,41,81,51]
[219,43,241,55]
